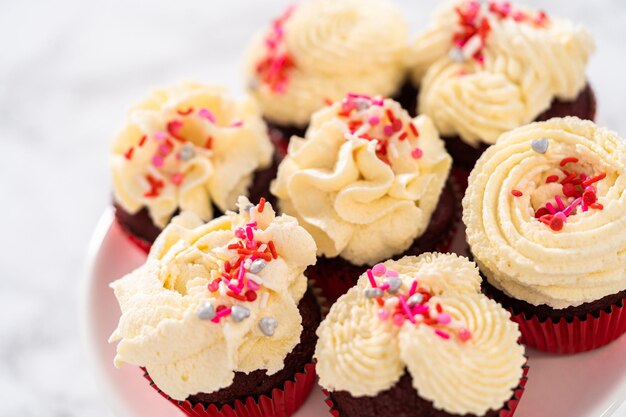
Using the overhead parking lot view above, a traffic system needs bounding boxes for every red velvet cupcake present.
[243,0,412,154]
[271,94,455,302]
[409,0,596,170]
[110,82,275,252]
[316,253,528,417]
[109,197,320,417]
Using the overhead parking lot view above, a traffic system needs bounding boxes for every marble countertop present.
[1,0,625,415]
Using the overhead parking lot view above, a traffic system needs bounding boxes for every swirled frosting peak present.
[271,94,452,266]
[109,197,317,400]
[244,0,409,127]
[464,117,626,309]
[315,253,525,415]
[111,82,273,228]
[410,0,595,146]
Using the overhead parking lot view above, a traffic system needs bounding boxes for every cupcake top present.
[244,0,408,127]
[464,117,626,309]
[410,0,595,146]
[271,94,452,266]
[315,253,525,416]
[109,197,317,400]
[110,82,273,229]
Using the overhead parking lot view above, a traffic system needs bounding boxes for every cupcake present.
[464,117,626,354]
[409,0,596,170]
[271,94,454,302]
[110,82,274,252]
[243,0,410,156]
[109,197,320,416]
[316,253,528,417]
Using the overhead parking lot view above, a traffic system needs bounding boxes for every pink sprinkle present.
[247,280,261,291]
[247,221,258,228]
[386,269,399,278]
[435,329,450,340]
[372,263,387,276]
[437,313,452,325]
[158,144,170,155]
[379,283,390,291]
[581,202,589,212]
[230,120,243,128]
[154,132,168,140]
[235,228,246,239]
[414,304,429,315]
[545,202,557,215]
[152,155,164,167]
[409,281,418,296]
[378,309,390,320]
[211,307,232,323]
[399,296,416,324]
[198,108,216,123]
[367,269,378,288]
[238,266,246,288]
[393,314,406,326]
[228,283,240,294]
[368,116,380,126]
[246,226,254,241]
[554,212,567,224]
[170,172,184,185]
[411,148,423,159]
[459,328,472,342]
[383,125,394,136]
[563,197,582,217]
[555,195,565,211]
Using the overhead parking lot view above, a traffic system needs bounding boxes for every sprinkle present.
[384,277,403,294]
[409,123,419,137]
[531,137,549,154]
[246,226,254,241]
[230,120,243,128]
[154,131,168,141]
[124,147,134,160]
[198,108,216,123]
[560,157,579,167]
[179,143,196,161]
[534,207,550,218]
[152,155,164,168]
[582,173,607,187]
[562,182,578,198]
[138,135,147,147]
[366,269,378,288]
[245,290,258,302]
[365,288,384,298]
[383,125,394,136]
[554,195,565,211]
[407,293,424,307]
[411,148,423,159]
[590,203,604,210]
[409,281,418,296]
[582,189,597,206]
[231,305,251,322]
[378,309,390,320]
[546,175,559,184]
[511,189,523,197]
[549,214,564,231]
[208,279,220,293]
[259,317,278,336]
[435,329,450,340]
[158,143,170,156]
[247,280,261,291]
[170,172,184,185]
[459,328,472,342]
[562,197,582,217]
[268,241,278,259]
[449,47,465,62]
[399,296,416,324]
[372,263,387,277]
[211,307,232,323]
[177,107,194,116]
[204,136,213,149]
[438,313,452,325]
[393,313,406,326]
[196,301,215,320]
[398,132,408,141]
[545,202,556,215]
[258,197,267,213]
[560,172,577,185]
[167,119,184,141]
[368,116,380,126]
[249,259,267,274]
[260,292,269,309]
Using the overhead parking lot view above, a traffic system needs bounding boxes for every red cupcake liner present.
[143,363,317,417]
[322,364,529,417]
[116,219,152,254]
[509,298,626,354]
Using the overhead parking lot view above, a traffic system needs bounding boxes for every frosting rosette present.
[410,0,595,146]
[464,117,626,309]
[109,197,317,400]
[244,0,408,127]
[270,95,452,266]
[111,82,273,229]
[315,253,525,416]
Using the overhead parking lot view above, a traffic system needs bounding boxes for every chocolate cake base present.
[329,371,511,417]
[438,83,597,171]
[307,181,457,303]
[113,156,279,245]
[187,287,321,407]
[482,279,626,322]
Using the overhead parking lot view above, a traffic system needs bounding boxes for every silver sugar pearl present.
[384,277,403,294]
[249,259,267,274]
[231,305,251,322]
[364,288,384,298]
[196,301,215,320]
[179,143,196,161]
[259,317,278,336]
[242,203,255,213]
[449,47,465,63]
[355,98,371,111]
[407,293,424,307]
[531,137,549,154]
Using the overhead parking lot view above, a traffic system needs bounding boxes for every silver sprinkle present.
[364,288,384,298]
[242,203,255,213]
[231,305,251,322]
[449,47,465,63]
[197,301,215,320]
[407,293,424,307]
[355,98,371,111]
[259,317,278,336]
[385,277,403,294]
[531,137,549,154]
[179,143,196,161]
[249,259,267,274]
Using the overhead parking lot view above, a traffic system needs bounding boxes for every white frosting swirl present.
[410,0,595,146]
[109,197,317,400]
[464,117,626,308]
[316,253,525,415]
[271,96,451,266]
[111,82,273,228]
[244,0,409,127]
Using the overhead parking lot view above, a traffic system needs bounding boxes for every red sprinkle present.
[582,173,607,187]
[545,175,559,184]
[245,290,258,302]
[409,122,419,137]
[582,190,597,206]
[590,203,604,210]
[560,157,579,167]
[205,136,213,149]
[511,190,523,197]
[124,147,134,160]
[534,207,550,218]
[177,107,194,116]
[258,197,267,213]
[138,134,147,147]
[268,240,278,259]
[549,215,564,231]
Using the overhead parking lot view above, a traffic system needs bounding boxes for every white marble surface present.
[1,0,625,416]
